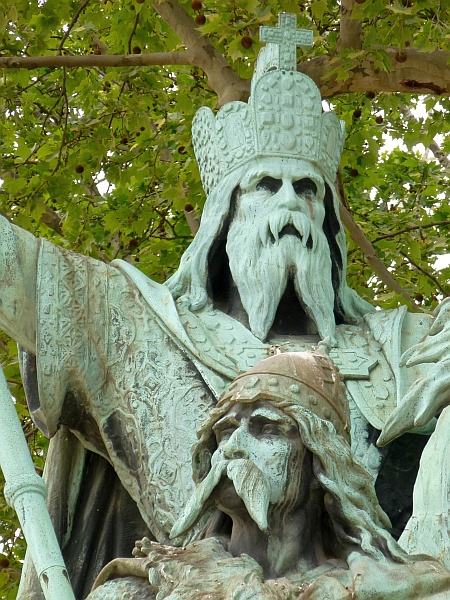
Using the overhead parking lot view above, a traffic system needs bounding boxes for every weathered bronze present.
[0,12,449,600]
[87,354,450,599]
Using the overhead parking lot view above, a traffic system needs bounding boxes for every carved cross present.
[260,13,313,71]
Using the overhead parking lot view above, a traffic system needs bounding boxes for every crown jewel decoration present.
[192,13,346,196]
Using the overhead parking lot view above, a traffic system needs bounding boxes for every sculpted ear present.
[192,445,213,484]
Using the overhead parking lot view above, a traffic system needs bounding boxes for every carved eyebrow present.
[212,407,294,434]
[241,170,325,198]
[240,170,274,191]
[249,407,293,425]
[212,414,239,433]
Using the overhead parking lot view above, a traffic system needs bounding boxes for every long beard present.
[226,210,336,341]
[170,459,270,539]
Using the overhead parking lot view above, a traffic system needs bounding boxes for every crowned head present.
[192,14,346,198]
[166,14,373,341]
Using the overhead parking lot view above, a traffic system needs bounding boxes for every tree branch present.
[400,106,450,169]
[128,13,140,56]
[336,173,418,307]
[0,52,193,69]
[298,48,450,98]
[3,47,450,101]
[372,220,450,243]
[183,204,200,234]
[151,0,248,105]
[400,250,449,296]
[338,0,362,50]
[40,206,63,235]
[58,0,91,55]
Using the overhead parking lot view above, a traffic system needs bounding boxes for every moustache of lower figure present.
[170,459,270,539]
[226,460,270,533]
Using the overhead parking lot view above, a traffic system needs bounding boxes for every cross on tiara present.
[260,13,313,71]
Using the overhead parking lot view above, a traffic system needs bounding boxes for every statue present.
[0,12,449,600]
[86,353,450,599]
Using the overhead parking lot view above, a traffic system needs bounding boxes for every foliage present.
[1,0,450,595]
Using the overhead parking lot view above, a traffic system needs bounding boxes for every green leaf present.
[310,0,328,21]
[2,177,28,196]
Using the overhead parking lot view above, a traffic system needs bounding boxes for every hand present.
[132,537,271,599]
[378,299,450,446]
[378,359,450,446]
[134,539,201,595]
[400,298,450,367]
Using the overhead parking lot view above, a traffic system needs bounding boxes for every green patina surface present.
[0,13,449,600]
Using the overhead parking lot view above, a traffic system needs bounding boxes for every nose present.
[277,181,302,211]
[222,428,249,460]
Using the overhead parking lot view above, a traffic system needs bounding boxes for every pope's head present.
[166,153,371,341]
[226,157,335,340]
[166,44,373,341]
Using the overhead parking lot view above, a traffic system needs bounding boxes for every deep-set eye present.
[261,423,281,436]
[216,427,236,443]
[256,176,282,194]
[293,178,317,197]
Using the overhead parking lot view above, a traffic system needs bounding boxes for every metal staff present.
[0,366,75,600]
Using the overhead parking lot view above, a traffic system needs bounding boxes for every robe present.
[0,217,447,599]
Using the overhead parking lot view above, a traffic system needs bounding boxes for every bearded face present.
[171,401,306,539]
[226,158,336,341]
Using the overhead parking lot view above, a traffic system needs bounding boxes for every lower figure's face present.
[211,401,305,513]
[226,158,336,341]
[170,400,308,538]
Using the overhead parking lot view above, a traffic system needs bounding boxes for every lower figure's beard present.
[170,459,270,539]
[226,215,336,341]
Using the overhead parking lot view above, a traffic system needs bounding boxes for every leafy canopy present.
[1,0,450,596]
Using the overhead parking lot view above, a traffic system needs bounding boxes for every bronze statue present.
[87,353,450,599]
[1,14,449,599]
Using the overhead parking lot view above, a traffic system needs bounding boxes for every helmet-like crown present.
[192,13,346,196]
[216,351,350,439]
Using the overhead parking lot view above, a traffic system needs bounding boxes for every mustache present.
[227,215,335,341]
[226,460,270,532]
[259,210,318,249]
[170,459,270,539]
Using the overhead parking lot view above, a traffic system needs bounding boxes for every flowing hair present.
[290,406,410,564]
[165,167,246,310]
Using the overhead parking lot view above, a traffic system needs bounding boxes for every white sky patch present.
[368,99,450,272]
[382,100,447,160]
[94,170,111,196]
[434,253,450,271]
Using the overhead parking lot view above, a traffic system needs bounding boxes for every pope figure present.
[0,13,448,600]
